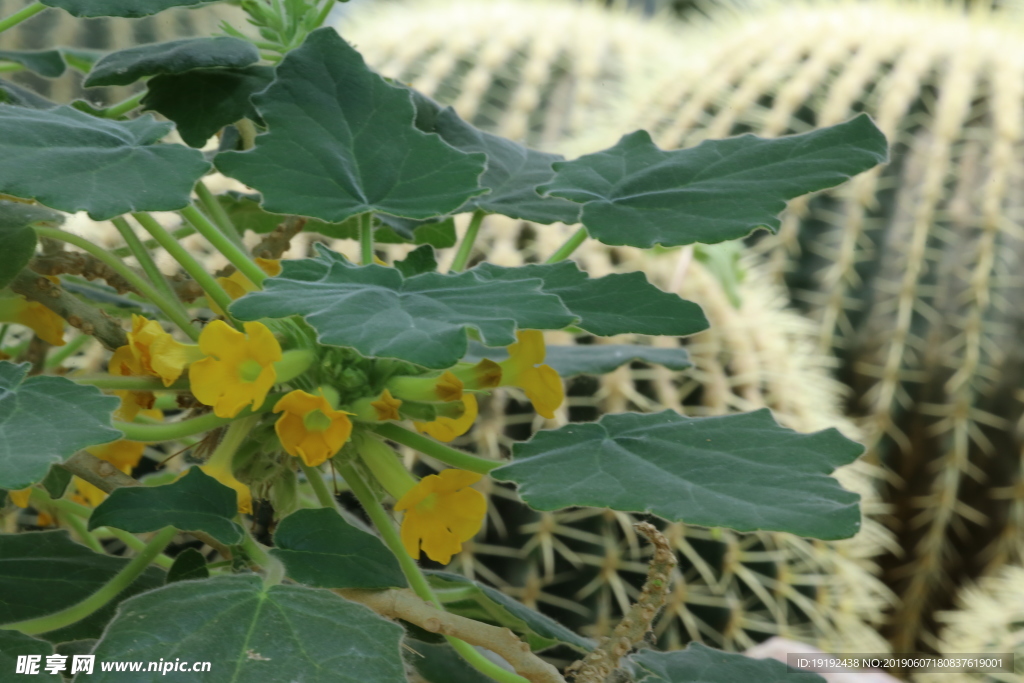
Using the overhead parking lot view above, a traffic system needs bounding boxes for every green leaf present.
[411,92,580,224]
[394,245,437,278]
[215,28,486,222]
[0,631,62,680]
[230,245,576,369]
[546,344,691,377]
[0,50,65,78]
[471,261,708,337]
[0,79,56,108]
[141,66,272,148]
[40,0,212,18]
[40,463,72,499]
[403,641,495,683]
[630,643,826,683]
[492,409,863,540]
[88,575,407,682]
[428,571,593,653]
[0,362,120,490]
[0,105,210,220]
[88,467,244,545]
[85,37,259,88]
[0,199,60,290]
[376,214,458,247]
[271,508,406,589]
[0,530,165,643]
[539,114,888,248]
[166,548,209,584]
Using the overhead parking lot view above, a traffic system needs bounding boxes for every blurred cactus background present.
[6,0,1024,675]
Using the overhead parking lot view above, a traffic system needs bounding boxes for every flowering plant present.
[0,1,887,681]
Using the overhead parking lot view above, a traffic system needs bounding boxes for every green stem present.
[545,226,589,263]
[132,212,235,329]
[62,509,106,554]
[338,463,527,683]
[45,333,92,368]
[111,216,181,306]
[111,226,195,259]
[298,460,336,509]
[180,205,265,287]
[0,324,8,346]
[450,210,486,272]
[240,527,284,587]
[356,435,416,500]
[372,423,501,474]
[0,526,176,636]
[359,212,373,265]
[75,374,189,391]
[113,399,273,442]
[0,2,45,34]
[104,92,145,119]
[195,181,245,250]
[34,226,200,341]
[0,62,25,73]
[32,493,173,568]
[312,0,334,28]
[338,462,437,605]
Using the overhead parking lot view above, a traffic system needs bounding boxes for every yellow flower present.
[0,292,64,346]
[123,314,203,387]
[72,478,107,508]
[109,345,155,421]
[388,370,464,403]
[413,393,477,443]
[8,487,31,508]
[189,320,282,418]
[213,258,282,314]
[395,469,486,564]
[370,389,403,421]
[200,463,253,514]
[273,389,354,467]
[499,330,563,419]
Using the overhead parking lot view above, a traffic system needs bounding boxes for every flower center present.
[303,409,333,432]
[238,358,264,383]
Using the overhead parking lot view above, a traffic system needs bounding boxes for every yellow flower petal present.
[73,477,107,508]
[190,321,281,418]
[413,394,478,443]
[86,440,146,473]
[498,330,564,418]
[255,258,282,277]
[434,371,463,402]
[370,389,403,421]
[396,468,486,565]
[273,389,354,467]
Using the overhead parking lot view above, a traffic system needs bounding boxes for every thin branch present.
[10,270,128,350]
[337,587,565,683]
[565,523,676,683]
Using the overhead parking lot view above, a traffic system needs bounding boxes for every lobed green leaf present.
[85,37,259,88]
[271,508,407,590]
[165,548,209,584]
[216,28,486,223]
[0,199,59,290]
[471,261,708,337]
[492,409,864,540]
[0,631,62,680]
[0,362,120,490]
[142,66,273,147]
[87,575,408,682]
[88,467,244,545]
[0,50,65,78]
[40,0,212,18]
[230,245,576,369]
[539,114,888,248]
[0,106,210,220]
